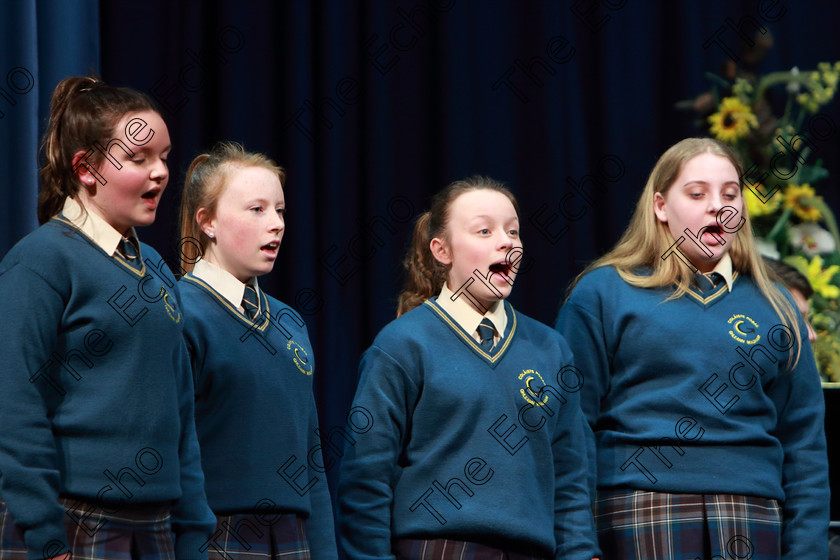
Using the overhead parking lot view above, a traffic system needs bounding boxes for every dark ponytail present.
[396,175,519,317]
[397,211,447,316]
[37,75,160,224]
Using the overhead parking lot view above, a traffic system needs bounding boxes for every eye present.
[250,206,263,213]
[689,192,703,199]
[478,228,490,235]
[508,229,519,237]
[132,157,146,164]
[276,207,285,216]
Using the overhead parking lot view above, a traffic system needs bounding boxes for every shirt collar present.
[707,253,734,292]
[61,197,138,257]
[191,258,259,312]
[437,282,507,337]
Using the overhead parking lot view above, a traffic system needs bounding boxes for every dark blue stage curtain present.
[0,0,834,539]
[92,1,840,520]
[0,0,99,255]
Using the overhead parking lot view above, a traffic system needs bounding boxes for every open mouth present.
[141,187,161,200]
[701,224,725,245]
[488,261,513,282]
[261,241,280,256]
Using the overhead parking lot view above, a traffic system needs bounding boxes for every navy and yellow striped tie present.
[477,318,495,352]
[117,237,142,270]
[242,283,260,320]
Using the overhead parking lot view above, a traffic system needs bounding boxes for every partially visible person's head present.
[763,257,818,342]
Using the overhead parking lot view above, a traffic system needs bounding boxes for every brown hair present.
[38,75,160,224]
[179,141,286,273]
[763,257,814,299]
[569,137,803,363]
[396,175,519,317]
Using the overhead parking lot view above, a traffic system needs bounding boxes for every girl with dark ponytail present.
[0,76,214,560]
[339,177,598,559]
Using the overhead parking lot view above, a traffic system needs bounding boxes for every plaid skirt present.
[393,538,550,560]
[202,512,309,560]
[1,496,174,560]
[595,489,782,560]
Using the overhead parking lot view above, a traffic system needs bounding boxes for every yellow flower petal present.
[707,97,759,143]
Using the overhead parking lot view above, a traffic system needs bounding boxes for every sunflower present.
[743,185,782,217]
[783,183,823,222]
[707,97,759,143]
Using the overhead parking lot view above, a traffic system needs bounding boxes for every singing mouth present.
[141,187,161,199]
[489,260,512,279]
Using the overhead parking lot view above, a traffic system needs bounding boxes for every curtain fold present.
[0,0,99,255]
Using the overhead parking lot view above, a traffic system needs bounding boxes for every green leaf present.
[796,164,830,184]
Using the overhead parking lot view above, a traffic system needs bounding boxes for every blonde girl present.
[556,138,828,559]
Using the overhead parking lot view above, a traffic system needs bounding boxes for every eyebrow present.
[135,144,171,153]
[246,198,285,205]
[471,214,520,221]
[682,180,740,187]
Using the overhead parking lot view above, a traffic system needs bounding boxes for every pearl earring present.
[207,232,214,239]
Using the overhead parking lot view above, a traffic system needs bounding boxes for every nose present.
[270,211,285,233]
[707,192,724,213]
[498,230,515,250]
[150,158,168,183]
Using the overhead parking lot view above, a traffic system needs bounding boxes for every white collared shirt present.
[191,258,260,316]
[61,197,139,257]
[705,253,734,292]
[436,282,508,345]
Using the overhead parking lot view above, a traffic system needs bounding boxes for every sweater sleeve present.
[306,393,338,560]
[338,345,416,560]
[0,265,71,559]
[555,295,611,501]
[551,349,599,560]
[170,322,216,558]
[767,323,829,558]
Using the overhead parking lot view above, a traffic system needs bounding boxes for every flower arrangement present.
[679,42,840,382]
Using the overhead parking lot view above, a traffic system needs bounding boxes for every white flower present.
[755,237,781,260]
[788,66,801,93]
[789,223,836,256]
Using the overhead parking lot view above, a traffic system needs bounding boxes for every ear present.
[430,236,452,265]
[72,150,99,190]
[195,207,216,239]
[653,191,668,223]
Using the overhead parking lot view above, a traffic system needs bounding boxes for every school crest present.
[518,369,549,406]
[287,340,312,375]
[728,314,759,345]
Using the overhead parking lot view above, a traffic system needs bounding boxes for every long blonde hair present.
[570,138,803,363]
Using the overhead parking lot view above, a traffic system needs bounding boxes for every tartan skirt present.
[594,489,782,560]
[1,496,174,560]
[393,538,550,560]
[203,512,310,560]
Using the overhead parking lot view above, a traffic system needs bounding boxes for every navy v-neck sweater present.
[338,298,597,559]
[556,265,828,558]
